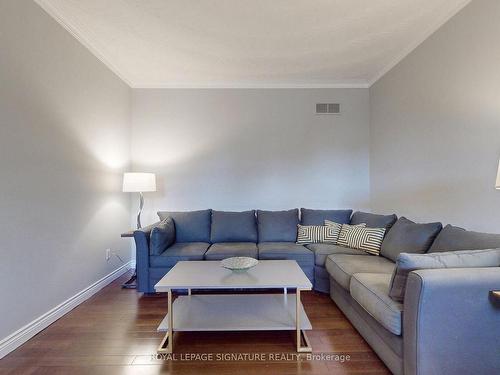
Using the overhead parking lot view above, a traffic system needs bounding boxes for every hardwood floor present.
[0,271,390,375]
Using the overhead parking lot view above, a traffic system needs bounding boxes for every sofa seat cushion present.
[150,242,210,268]
[205,242,258,260]
[306,244,368,267]
[325,254,395,291]
[258,242,313,264]
[350,273,403,335]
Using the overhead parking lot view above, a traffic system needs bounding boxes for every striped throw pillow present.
[337,224,386,255]
[296,223,341,244]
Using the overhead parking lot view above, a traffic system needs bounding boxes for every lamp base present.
[121,268,137,289]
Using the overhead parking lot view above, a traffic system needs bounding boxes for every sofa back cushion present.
[157,209,211,243]
[300,208,352,226]
[257,209,299,242]
[149,217,175,255]
[350,211,397,229]
[211,210,257,243]
[429,224,500,253]
[381,217,442,262]
[389,249,500,302]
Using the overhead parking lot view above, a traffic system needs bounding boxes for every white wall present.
[0,0,131,343]
[370,0,500,232]
[131,88,370,224]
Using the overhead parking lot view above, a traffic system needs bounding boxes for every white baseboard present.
[0,261,133,359]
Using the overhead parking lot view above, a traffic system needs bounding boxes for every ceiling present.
[35,0,470,88]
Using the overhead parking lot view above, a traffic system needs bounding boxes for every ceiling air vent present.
[316,103,340,115]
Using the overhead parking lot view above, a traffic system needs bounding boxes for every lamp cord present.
[112,251,125,264]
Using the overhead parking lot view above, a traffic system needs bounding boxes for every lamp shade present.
[123,173,156,192]
[496,161,500,190]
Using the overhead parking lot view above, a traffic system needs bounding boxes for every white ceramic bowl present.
[221,257,258,272]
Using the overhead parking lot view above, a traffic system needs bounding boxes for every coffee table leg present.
[296,289,312,353]
[157,289,174,354]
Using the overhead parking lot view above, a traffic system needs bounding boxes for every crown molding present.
[368,0,472,87]
[34,0,133,87]
[132,82,370,89]
[31,0,370,90]
[35,0,470,90]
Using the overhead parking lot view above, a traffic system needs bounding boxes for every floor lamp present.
[122,172,157,288]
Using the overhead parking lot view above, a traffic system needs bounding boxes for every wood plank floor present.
[0,271,390,375]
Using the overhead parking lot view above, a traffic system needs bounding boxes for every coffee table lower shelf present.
[157,293,312,353]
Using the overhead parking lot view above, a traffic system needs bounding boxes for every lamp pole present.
[137,192,144,229]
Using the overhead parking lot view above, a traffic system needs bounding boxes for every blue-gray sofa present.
[133,208,500,375]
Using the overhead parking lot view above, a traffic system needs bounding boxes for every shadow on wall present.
[1,44,131,337]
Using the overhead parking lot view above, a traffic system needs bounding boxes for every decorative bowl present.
[221,257,258,272]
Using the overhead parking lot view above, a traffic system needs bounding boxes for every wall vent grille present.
[316,103,340,114]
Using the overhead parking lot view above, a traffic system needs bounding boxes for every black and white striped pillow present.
[337,223,386,255]
[296,223,341,244]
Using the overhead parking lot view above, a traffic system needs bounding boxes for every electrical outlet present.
[106,248,111,261]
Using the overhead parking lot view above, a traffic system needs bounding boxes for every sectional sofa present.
[134,208,350,293]
[133,208,500,375]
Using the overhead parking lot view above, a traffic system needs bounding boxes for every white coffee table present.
[154,260,313,353]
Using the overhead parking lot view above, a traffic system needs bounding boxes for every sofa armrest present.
[133,222,159,255]
[133,222,160,292]
[403,267,500,375]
